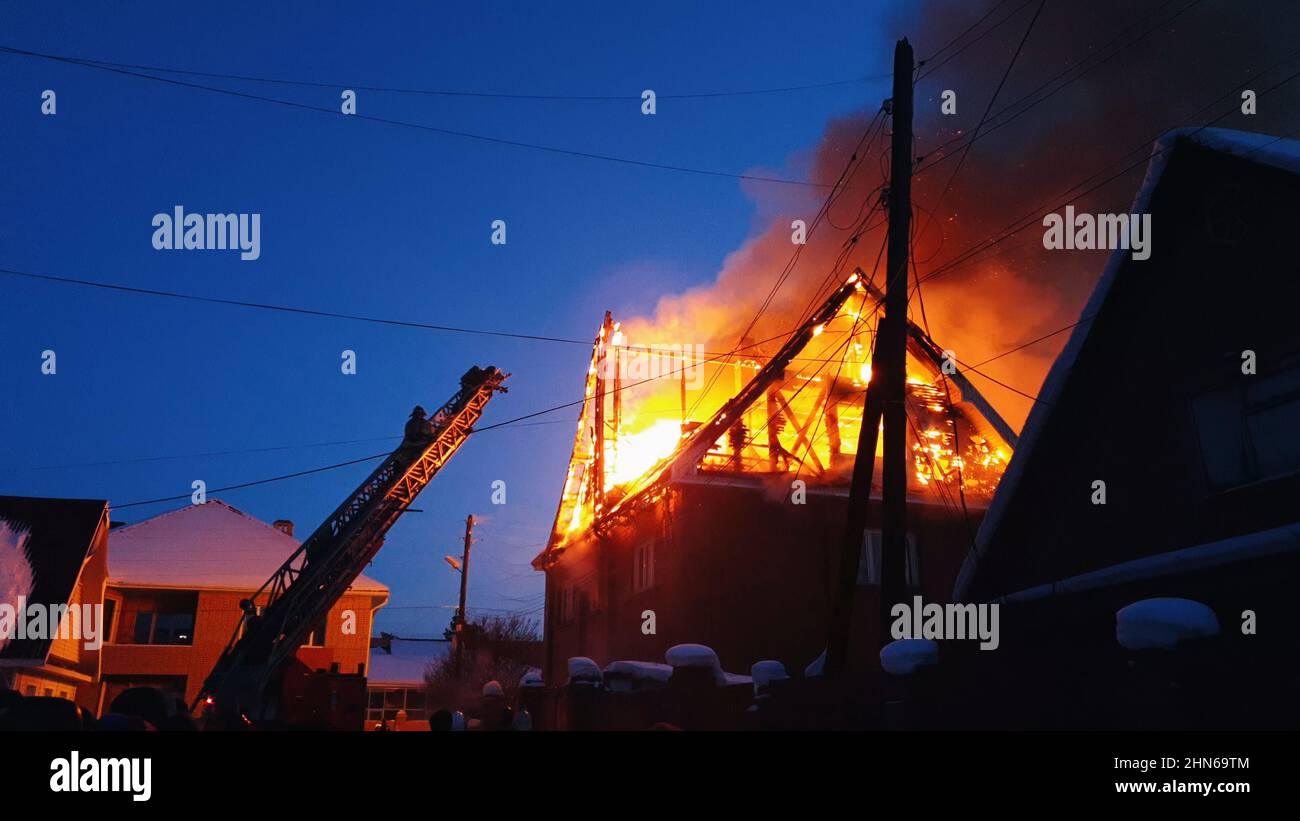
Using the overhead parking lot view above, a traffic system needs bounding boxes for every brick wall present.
[101,586,383,710]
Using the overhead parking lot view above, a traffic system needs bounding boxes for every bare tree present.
[424,614,540,714]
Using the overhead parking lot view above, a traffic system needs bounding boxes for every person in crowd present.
[428,709,453,731]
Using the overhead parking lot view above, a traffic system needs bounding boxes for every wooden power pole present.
[453,514,474,661]
[825,37,913,676]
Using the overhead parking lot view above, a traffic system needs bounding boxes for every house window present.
[559,584,576,625]
[302,617,328,647]
[132,611,195,645]
[1192,365,1300,489]
[102,599,117,644]
[366,688,427,725]
[121,592,197,646]
[858,529,920,588]
[632,539,656,593]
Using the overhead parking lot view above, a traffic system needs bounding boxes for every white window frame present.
[858,529,920,587]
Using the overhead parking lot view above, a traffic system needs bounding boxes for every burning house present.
[533,269,1018,685]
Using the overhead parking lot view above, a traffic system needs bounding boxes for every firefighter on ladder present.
[403,406,435,446]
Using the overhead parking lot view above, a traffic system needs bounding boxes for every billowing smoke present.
[619,0,1300,430]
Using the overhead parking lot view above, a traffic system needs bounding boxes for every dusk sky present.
[5,0,1294,638]
[0,1,904,634]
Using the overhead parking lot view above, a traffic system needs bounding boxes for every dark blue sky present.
[0,2,907,634]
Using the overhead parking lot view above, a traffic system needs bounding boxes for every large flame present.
[555,285,1013,542]
[608,418,685,487]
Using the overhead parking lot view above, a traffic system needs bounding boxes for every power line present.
[98,268,1062,511]
[101,320,828,507]
[917,0,1015,67]
[1,420,576,475]
[914,0,1205,179]
[0,263,892,365]
[0,435,402,474]
[112,452,388,509]
[682,110,888,421]
[0,44,831,189]
[0,266,592,346]
[0,45,886,100]
[921,94,1300,290]
[916,0,1040,82]
[913,0,1048,258]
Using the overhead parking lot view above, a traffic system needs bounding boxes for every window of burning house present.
[1193,364,1300,489]
[632,539,656,593]
[858,530,919,588]
[560,583,576,625]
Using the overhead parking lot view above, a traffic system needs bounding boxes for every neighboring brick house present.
[101,500,389,711]
[0,495,110,713]
[366,636,451,729]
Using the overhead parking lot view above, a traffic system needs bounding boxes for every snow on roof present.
[1116,598,1219,651]
[953,128,1300,601]
[663,643,751,686]
[1169,127,1300,175]
[880,639,938,676]
[567,656,602,683]
[604,660,673,683]
[993,521,1300,605]
[750,660,789,691]
[519,667,544,688]
[107,499,387,593]
[665,643,718,670]
[805,648,826,678]
[367,638,451,687]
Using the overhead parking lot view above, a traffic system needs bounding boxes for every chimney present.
[273,519,294,537]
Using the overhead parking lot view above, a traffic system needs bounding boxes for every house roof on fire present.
[108,499,388,594]
[953,128,1300,601]
[535,268,1021,569]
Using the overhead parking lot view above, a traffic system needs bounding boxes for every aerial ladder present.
[196,365,509,724]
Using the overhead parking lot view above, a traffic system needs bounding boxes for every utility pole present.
[825,37,913,676]
[453,514,474,663]
[878,36,914,651]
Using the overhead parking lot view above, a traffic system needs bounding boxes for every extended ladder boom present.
[199,365,509,720]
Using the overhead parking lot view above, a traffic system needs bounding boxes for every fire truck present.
[195,365,509,728]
